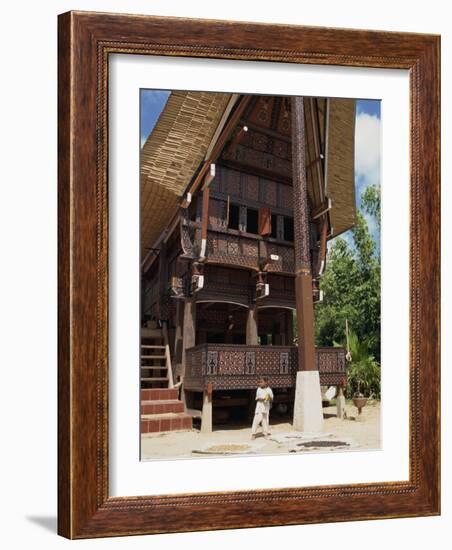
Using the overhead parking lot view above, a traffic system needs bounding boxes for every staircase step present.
[141,377,169,382]
[141,388,179,401]
[141,355,166,359]
[141,328,163,338]
[141,365,168,370]
[141,412,192,433]
[141,400,184,415]
[141,345,165,349]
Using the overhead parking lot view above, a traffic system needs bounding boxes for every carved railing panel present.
[206,231,260,270]
[180,210,198,259]
[184,344,347,391]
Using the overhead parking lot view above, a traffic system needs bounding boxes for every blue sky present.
[352,99,381,249]
[140,91,381,246]
[140,89,170,147]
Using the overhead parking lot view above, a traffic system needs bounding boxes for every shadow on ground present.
[26,516,57,533]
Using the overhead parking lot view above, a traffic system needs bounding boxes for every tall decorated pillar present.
[291,96,324,433]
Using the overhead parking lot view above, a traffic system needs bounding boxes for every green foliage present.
[315,184,381,396]
[336,331,381,398]
[361,185,381,230]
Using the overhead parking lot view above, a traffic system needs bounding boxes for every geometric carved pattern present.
[184,344,348,391]
[246,174,259,201]
[279,184,293,209]
[218,351,245,375]
[206,351,218,375]
[279,352,289,374]
[232,145,291,180]
[206,231,260,270]
[180,215,196,258]
[291,97,312,272]
[266,243,295,273]
[266,180,277,206]
[245,351,256,374]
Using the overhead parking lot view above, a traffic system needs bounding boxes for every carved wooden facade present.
[141,93,356,397]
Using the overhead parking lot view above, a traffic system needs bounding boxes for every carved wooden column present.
[291,96,324,432]
[181,296,196,378]
[181,295,196,408]
[246,304,258,345]
[292,96,316,371]
[173,300,184,379]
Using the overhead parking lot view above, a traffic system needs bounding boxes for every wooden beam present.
[291,96,316,372]
[311,197,331,220]
[181,297,196,379]
[246,304,258,345]
[317,215,328,276]
[219,158,292,185]
[201,163,216,190]
[309,97,325,203]
[184,95,253,200]
[240,120,291,143]
[199,185,210,260]
[224,125,249,158]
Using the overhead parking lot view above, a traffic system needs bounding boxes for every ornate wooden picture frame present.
[58,11,440,539]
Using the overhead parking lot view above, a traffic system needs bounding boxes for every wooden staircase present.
[140,325,192,434]
[140,327,172,388]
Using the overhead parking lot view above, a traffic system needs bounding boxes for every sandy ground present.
[141,400,381,460]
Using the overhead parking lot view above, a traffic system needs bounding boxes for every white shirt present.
[255,386,274,414]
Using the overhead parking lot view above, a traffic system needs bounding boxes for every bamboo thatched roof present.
[140,91,232,256]
[326,98,356,238]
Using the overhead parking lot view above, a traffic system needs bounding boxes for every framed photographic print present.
[58,11,440,538]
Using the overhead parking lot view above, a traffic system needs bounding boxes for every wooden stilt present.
[201,383,213,433]
[246,304,258,345]
[173,300,184,379]
[181,297,196,378]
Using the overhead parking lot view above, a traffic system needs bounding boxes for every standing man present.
[251,377,274,439]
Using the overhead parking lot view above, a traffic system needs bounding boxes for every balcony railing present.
[184,343,347,391]
[181,219,295,273]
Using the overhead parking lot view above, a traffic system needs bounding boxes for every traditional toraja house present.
[140,91,356,435]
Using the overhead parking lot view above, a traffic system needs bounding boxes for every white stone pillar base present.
[293,370,324,433]
[201,390,213,433]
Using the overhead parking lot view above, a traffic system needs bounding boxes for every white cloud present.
[355,113,381,187]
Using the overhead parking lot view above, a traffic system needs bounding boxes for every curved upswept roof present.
[140,91,232,256]
[140,92,356,256]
